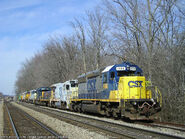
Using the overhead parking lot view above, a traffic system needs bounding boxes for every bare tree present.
[86,7,109,69]
[71,19,87,73]
[15,0,184,124]
[104,0,175,80]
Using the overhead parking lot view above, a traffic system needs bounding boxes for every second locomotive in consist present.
[19,62,162,120]
[70,62,161,120]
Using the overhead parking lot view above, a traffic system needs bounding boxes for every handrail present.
[146,81,162,107]
[155,87,162,107]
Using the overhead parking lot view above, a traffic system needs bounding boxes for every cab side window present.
[66,85,70,90]
[110,72,115,80]
[52,87,56,92]
[103,73,107,83]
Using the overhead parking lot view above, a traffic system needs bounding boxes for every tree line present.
[15,0,185,124]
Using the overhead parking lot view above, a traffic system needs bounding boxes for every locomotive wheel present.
[77,105,82,113]
[105,108,111,117]
[113,109,119,119]
[74,105,78,112]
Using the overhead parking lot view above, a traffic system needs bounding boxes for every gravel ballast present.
[12,102,109,139]
[37,103,185,138]
[0,100,3,136]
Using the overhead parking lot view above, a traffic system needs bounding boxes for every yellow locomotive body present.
[25,91,31,102]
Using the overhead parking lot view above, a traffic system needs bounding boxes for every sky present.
[0,0,100,96]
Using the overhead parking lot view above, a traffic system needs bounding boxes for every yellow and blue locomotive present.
[71,62,162,120]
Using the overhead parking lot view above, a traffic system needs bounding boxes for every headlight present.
[132,102,137,105]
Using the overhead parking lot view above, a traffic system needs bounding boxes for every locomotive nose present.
[118,76,161,120]
[118,76,147,100]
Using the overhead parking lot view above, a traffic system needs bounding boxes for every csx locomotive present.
[19,62,162,120]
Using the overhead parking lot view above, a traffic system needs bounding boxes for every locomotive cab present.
[60,80,78,109]
[35,87,51,105]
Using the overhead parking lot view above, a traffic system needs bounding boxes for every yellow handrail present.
[146,81,152,87]
[155,87,162,107]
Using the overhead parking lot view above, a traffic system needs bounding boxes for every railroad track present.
[3,101,62,139]
[19,102,185,139]
[144,122,185,132]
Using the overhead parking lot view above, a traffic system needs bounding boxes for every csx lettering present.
[128,81,143,87]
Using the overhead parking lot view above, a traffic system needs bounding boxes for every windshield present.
[117,71,141,76]
[51,87,56,92]
[70,81,78,87]
[38,87,51,91]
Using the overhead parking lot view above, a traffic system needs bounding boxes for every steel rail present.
[22,112,62,138]
[6,102,62,139]
[5,105,19,139]
[21,102,185,139]
[36,104,185,139]
[20,103,134,138]
[48,108,185,139]
[149,123,185,132]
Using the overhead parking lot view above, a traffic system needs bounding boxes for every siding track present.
[4,101,62,139]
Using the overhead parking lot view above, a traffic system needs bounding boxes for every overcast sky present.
[0,0,99,95]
